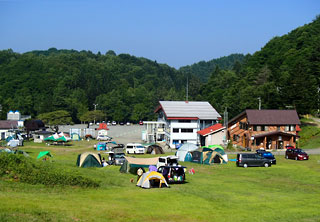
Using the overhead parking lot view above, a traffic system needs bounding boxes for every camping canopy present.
[76,152,102,168]
[146,144,164,154]
[120,156,159,174]
[136,171,169,189]
[176,143,199,162]
[37,151,52,159]
[44,135,55,141]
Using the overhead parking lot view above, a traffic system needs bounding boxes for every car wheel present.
[243,163,248,168]
[295,156,298,160]
[264,162,269,168]
[285,155,288,159]
[134,151,136,154]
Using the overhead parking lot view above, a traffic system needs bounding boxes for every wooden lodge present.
[228,110,301,150]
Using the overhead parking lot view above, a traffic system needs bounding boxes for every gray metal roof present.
[159,101,221,120]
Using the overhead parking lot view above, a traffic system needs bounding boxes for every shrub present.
[0,153,99,187]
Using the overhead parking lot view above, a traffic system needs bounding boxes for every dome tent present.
[136,171,169,189]
[176,143,198,162]
[146,144,164,154]
[76,152,102,168]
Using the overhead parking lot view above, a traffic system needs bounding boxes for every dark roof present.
[246,110,300,125]
[0,120,18,129]
[253,131,299,138]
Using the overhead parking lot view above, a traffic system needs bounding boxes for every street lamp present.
[93,104,98,124]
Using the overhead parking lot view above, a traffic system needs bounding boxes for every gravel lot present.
[59,124,144,145]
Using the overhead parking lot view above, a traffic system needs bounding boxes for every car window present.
[136,146,144,148]
[127,146,133,149]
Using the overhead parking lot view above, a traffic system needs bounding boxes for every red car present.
[139,120,143,125]
[285,148,309,160]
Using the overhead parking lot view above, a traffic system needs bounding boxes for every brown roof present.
[253,131,299,138]
[246,110,300,125]
[0,120,18,129]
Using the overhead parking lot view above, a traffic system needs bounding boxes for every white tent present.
[176,143,199,162]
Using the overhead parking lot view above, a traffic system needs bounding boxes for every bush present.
[0,153,99,187]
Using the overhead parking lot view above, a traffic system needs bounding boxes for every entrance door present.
[277,141,283,149]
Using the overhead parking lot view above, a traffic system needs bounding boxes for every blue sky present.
[0,0,319,68]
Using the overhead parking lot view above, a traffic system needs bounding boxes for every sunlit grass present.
[1,142,320,221]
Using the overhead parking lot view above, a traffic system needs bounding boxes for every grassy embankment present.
[299,117,320,149]
[0,140,320,222]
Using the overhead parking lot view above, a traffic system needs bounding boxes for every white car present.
[96,135,112,141]
[126,143,145,154]
[112,121,117,125]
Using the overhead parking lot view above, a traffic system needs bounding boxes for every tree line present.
[0,16,319,124]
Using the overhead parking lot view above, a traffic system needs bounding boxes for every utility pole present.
[186,76,189,102]
[224,107,228,145]
[258,97,261,110]
[93,103,98,124]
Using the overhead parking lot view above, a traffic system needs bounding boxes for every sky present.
[0,0,319,68]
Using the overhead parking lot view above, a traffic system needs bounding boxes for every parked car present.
[126,143,145,154]
[119,122,124,125]
[158,165,186,183]
[112,121,117,125]
[107,121,111,126]
[96,135,112,141]
[285,148,309,160]
[108,152,126,165]
[236,153,273,168]
[139,120,143,125]
[256,150,277,165]
[126,122,131,126]
[157,156,179,168]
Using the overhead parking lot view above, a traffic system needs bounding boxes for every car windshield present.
[295,149,305,153]
[137,146,144,149]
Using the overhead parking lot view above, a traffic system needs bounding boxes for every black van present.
[236,153,273,168]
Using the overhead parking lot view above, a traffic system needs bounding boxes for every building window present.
[265,126,268,131]
[253,126,257,131]
[257,126,261,131]
[285,125,290,132]
[173,128,179,133]
[261,126,265,131]
[240,122,249,130]
[277,126,281,131]
[181,128,193,133]
[290,125,296,131]
[173,140,179,144]
[178,120,191,123]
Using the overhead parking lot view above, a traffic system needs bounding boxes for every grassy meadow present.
[1,141,320,222]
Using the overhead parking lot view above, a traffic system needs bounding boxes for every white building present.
[155,101,221,148]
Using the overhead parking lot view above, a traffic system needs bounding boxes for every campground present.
[1,140,320,222]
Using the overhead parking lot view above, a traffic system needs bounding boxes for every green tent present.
[37,151,52,159]
[76,152,102,168]
[55,136,68,142]
[207,145,224,150]
[44,136,55,141]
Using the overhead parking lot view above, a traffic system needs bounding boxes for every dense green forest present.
[199,16,320,118]
[0,16,319,123]
[179,53,246,82]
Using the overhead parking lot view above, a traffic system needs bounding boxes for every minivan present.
[236,153,273,168]
[126,143,145,154]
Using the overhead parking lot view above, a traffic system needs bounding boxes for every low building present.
[0,120,19,140]
[228,109,301,150]
[155,101,221,148]
[197,123,226,147]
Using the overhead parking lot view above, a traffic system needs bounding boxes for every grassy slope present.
[0,141,320,222]
[299,117,320,149]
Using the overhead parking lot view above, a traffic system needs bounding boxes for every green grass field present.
[1,141,320,222]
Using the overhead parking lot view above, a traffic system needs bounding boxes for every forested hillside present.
[179,53,246,82]
[0,17,319,123]
[0,49,193,122]
[199,16,320,118]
